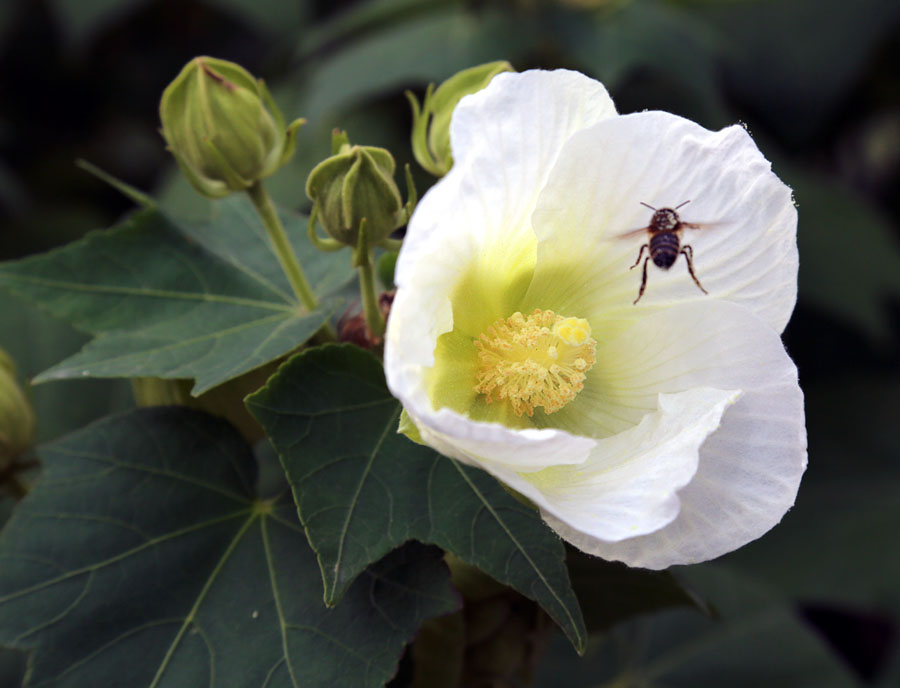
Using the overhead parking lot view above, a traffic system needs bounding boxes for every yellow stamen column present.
[474,309,596,417]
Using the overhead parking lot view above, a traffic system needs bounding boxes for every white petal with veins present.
[385,69,806,569]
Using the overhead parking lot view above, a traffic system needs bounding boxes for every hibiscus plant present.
[0,57,805,687]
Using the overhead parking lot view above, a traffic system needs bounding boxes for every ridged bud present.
[160,56,304,198]
[306,143,404,247]
[408,61,514,177]
[0,349,35,469]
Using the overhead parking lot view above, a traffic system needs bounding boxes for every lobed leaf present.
[0,196,354,395]
[246,344,587,652]
[0,407,458,687]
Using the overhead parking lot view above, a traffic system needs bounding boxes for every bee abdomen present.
[649,232,680,269]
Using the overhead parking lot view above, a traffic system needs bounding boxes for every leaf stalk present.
[247,181,319,312]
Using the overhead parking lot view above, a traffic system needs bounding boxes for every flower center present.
[474,309,596,417]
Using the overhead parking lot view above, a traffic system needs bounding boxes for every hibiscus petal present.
[485,387,740,542]
[387,70,617,446]
[390,69,617,347]
[447,69,617,259]
[411,405,597,470]
[386,70,805,570]
[543,300,806,568]
[526,111,798,335]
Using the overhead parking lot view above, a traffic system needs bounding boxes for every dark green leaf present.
[566,547,707,633]
[553,0,729,125]
[0,196,355,394]
[535,565,861,688]
[49,0,148,45]
[0,647,25,688]
[800,375,900,486]
[0,490,22,687]
[703,0,900,143]
[205,0,311,34]
[722,479,900,611]
[0,292,134,443]
[785,164,900,339]
[297,0,443,56]
[0,407,458,687]
[294,8,539,122]
[246,344,587,652]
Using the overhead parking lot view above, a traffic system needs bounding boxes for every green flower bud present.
[0,349,35,469]
[159,56,304,199]
[408,61,514,177]
[306,144,404,248]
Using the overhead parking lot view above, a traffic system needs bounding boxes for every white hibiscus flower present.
[384,69,806,569]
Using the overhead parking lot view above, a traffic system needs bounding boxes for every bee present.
[620,200,709,305]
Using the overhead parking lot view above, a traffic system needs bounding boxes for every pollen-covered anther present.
[474,309,597,417]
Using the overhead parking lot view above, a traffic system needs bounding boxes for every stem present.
[247,182,319,312]
[77,159,156,209]
[355,220,385,338]
[359,258,384,338]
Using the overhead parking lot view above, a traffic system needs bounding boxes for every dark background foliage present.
[1,0,899,685]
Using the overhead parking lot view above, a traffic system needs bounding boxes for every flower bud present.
[0,349,35,469]
[408,61,514,177]
[306,144,404,247]
[159,56,304,198]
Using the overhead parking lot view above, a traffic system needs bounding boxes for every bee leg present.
[633,256,650,304]
[630,243,648,269]
[681,245,708,294]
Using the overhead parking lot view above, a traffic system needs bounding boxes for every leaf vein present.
[0,510,251,606]
[0,274,293,312]
[332,407,401,589]
[260,516,301,688]
[46,447,252,503]
[148,513,258,688]
[451,461,584,648]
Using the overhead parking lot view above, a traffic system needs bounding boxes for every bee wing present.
[613,225,650,240]
[682,220,729,230]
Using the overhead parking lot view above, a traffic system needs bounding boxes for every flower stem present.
[359,258,384,338]
[354,220,385,338]
[247,181,318,312]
